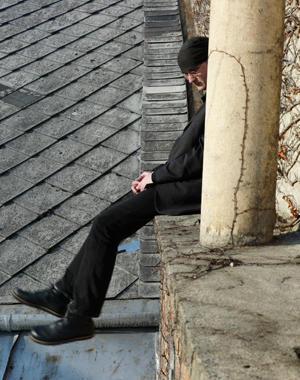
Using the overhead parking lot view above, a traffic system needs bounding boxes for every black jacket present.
[151,96,206,215]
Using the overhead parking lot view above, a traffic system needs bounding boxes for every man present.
[13,36,209,345]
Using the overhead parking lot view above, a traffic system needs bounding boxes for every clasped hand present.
[131,171,153,194]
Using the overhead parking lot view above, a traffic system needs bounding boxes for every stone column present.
[200,0,285,247]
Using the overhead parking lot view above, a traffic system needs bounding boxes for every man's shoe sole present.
[29,332,94,345]
[12,291,65,318]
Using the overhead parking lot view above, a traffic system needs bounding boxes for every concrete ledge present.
[154,214,300,379]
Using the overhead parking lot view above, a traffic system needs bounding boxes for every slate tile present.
[24,247,75,286]
[125,8,144,21]
[84,172,131,202]
[22,59,63,76]
[66,36,106,52]
[112,154,140,179]
[117,91,142,114]
[0,203,38,238]
[0,236,46,276]
[59,225,91,254]
[69,122,117,146]
[94,107,140,129]
[43,32,78,48]
[37,11,89,33]
[55,192,110,225]
[87,85,130,108]
[116,251,139,276]
[40,138,91,165]
[60,101,108,123]
[14,28,50,43]
[110,72,143,92]
[1,90,41,108]
[103,128,139,154]
[139,265,160,282]
[45,47,85,64]
[79,69,122,90]
[0,125,22,144]
[0,270,10,287]
[76,146,127,173]
[58,21,98,37]
[108,17,142,31]
[73,49,112,69]
[50,63,91,81]
[55,80,98,101]
[130,65,143,76]
[28,95,75,116]
[35,117,83,139]
[19,214,79,249]
[0,39,29,54]
[0,102,18,119]
[0,84,13,96]
[138,281,160,298]
[88,27,124,42]
[118,0,143,8]
[11,155,64,183]
[101,56,141,74]
[0,70,39,89]
[127,118,141,132]
[76,2,108,14]
[24,75,70,95]
[96,40,131,57]
[122,44,144,61]
[115,29,144,46]
[0,54,35,71]
[45,164,100,192]
[15,182,70,215]
[82,13,116,27]
[0,68,11,78]
[106,265,137,298]
[0,24,25,40]
[26,0,58,7]
[0,173,32,205]
[101,4,132,18]
[3,108,49,131]
[0,146,28,174]
[6,131,55,156]
[117,281,139,299]
[10,13,47,29]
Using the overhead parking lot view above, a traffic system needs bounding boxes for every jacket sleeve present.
[151,135,204,184]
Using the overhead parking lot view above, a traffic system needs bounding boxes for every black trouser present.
[56,188,159,317]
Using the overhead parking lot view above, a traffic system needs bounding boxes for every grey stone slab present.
[110,72,143,92]
[122,44,144,61]
[69,122,117,146]
[94,107,140,130]
[144,70,182,80]
[57,21,98,37]
[0,102,18,119]
[115,29,144,47]
[145,20,180,29]
[22,59,63,76]
[34,116,83,138]
[143,107,187,116]
[84,172,131,202]
[0,71,38,89]
[37,11,89,33]
[3,108,49,131]
[87,86,130,108]
[40,138,91,165]
[0,147,28,174]
[144,78,184,87]
[119,0,143,9]
[0,236,46,276]
[59,225,90,254]
[140,225,156,239]
[101,56,141,74]
[15,182,70,214]
[6,131,56,156]
[66,36,106,52]
[102,128,139,154]
[19,214,79,249]
[106,17,143,32]
[45,164,100,192]
[144,10,179,16]
[140,253,160,266]
[0,203,37,238]
[55,80,98,101]
[143,91,186,101]
[82,13,116,27]
[142,113,188,124]
[14,28,50,44]
[24,247,75,286]
[101,4,132,18]
[79,68,123,88]
[117,91,142,114]
[0,39,29,54]
[112,154,140,179]
[0,173,32,205]
[45,47,85,64]
[117,281,139,299]
[106,264,138,298]
[144,58,178,67]
[1,89,42,108]
[11,155,64,183]
[24,75,70,95]
[142,130,182,141]
[51,63,91,81]
[28,95,75,116]
[0,125,22,144]
[0,24,25,40]
[60,101,108,123]
[76,146,127,173]
[0,54,35,71]
[139,265,160,282]
[55,192,110,226]
[116,251,138,276]
[87,27,124,42]
[138,280,160,298]
[141,151,169,161]
[73,49,112,69]
[43,32,78,48]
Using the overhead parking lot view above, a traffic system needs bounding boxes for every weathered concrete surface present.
[155,214,300,380]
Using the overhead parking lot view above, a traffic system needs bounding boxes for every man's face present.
[184,61,208,91]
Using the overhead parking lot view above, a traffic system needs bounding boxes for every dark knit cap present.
[177,36,209,73]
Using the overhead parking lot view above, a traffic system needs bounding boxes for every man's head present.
[177,36,209,91]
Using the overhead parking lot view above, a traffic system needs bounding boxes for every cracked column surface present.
[200,0,285,247]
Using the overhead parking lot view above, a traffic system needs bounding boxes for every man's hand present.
[131,172,153,194]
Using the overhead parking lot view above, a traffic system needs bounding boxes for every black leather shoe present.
[29,312,94,345]
[12,286,70,318]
